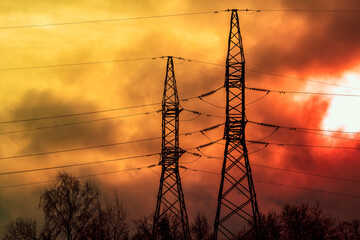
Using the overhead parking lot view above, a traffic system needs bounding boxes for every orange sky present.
[1,0,360,235]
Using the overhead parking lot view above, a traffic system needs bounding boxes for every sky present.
[0,0,360,236]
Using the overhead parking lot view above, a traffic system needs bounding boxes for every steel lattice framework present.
[152,56,191,240]
[214,10,261,240]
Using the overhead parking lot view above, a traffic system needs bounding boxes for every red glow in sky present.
[0,0,359,235]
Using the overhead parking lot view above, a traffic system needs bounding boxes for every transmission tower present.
[152,56,191,240]
[213,10,261,240]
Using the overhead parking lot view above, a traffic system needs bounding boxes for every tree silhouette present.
[259,213,282,240]
[2,218,38,240]
[38,172,99,239]
[281,202,334,240]
[191,213,212,240]
[234,202,336,240]
[337,219,360,240]
[83,190,129,239]
[3,172,360,240]
[131,213,185,240]
[131,215,152,240]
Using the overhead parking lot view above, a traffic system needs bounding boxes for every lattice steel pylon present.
[213,10,261,240]
[152,56,191,240]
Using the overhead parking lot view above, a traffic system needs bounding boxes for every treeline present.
[2,173,359,240]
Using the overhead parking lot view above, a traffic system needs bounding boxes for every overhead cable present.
[252,164,360,183]
[180,166,360,199]
[0,11,221,30]
[0,164,160,189]
[0,153,158,176]
[247,140,360,150]
[1,9,358,30]
[178,57,360,91]
[0,110,160,135]
[248,120,360,135]
[186,152,360,183]
[0,86,222,125]
[0,123,224,161]
[0,138,223,181]
[246,86,360,97]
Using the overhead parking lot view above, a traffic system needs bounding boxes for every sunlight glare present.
[322,72,360,132]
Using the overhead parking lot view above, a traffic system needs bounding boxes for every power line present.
[246,69,360,91]
[0,11,221,30]
[0,136,223,177]
[181,155,202,164]
[0,123,224,161]
[3,53,358,92]
[180,114,201,122]
[248,145,269,155]
[183,109,225,119]
[182,85,225,108]
[0,138,219,176]
[195,148,222,160]
[179,166,220,176]
[179,58,224,67]
[198,98,225,109]
[246,86,360,97]
[1,9,358,31]
[0,137,162,161]
[0,110,160,135]
[0,153,159,176]
[247,139,360,150]
[181,85,223,101]
[0,103,160,124]
[0,57,161,72]
[248,120,360,135]
[255,180,360,199]
[185,152,360,183]
[223,8,360,13]
[0,86,222,125]
[245,91,270,106]
[180,166,360,199]
[248,120,360,142]
[192,145,268,159]
[258,9,360,12]
[4,143,358,191]
[0,164,160,189]
[0,138,224,188]
[199,131,225,146]
[0,55,191,73]
[293,129,360,142]
[177,57,360,92]
[256,128,279,142]
[252,164,360,183]
[3,164,359,199]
